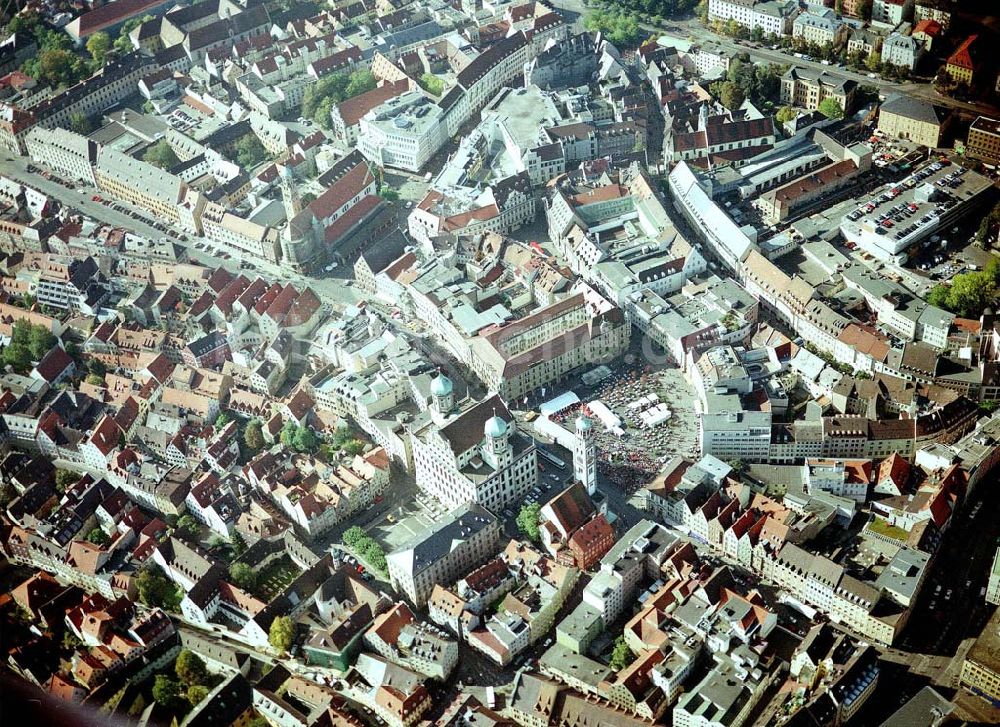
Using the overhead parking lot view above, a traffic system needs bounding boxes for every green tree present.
[152,674,184,708]
[927,284,950,310]
[379,188,400,202]
[817,97,844,119]
[1,341,32,372]
[55,468,79,493]
[86,527,109,546]
[234,135,268,168]
[776,106,797,123]
[137,566,182,611]
[364,545,387,573]
[62,630,83,651]
[0,481,16,509]
[609,636,635,670]
[517,502,542,542]
[313,96,335,129]
[86,31,111,66]
[114,34,133,54]
[69,111,94,135]
[175,649,208,686]
[292,425,319,453]
[176,514,199,536]
[583,9,640,46]
[976,203,1000,247]
[342,439,365,456]
[697,0,709,23]
[986,257,1000,287]
[719,80,745,111]
[143,139,180,170]
[244,419,264,453]
[279,420,297,446]
[268,615,295,652]
[418,73,444,96]
[114,15,154,54]
[187,684,209,707]
[947,272,995,318]
[361,536,384,569]
[5,11,44,37]
[229,562,258,592]
[28,324,55,360]
[86,373,105,386]
[28,48,84,86]
[345,69,376,97]
[864,51,880,72]
[343,526,365,548]
[215,411,232,429]
[857,0,872,21]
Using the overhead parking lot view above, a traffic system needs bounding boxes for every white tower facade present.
[483,415,512,471]
[574,415,596,495]
[430,374,454,415]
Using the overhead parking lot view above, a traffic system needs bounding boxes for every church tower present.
[280,165,302,220]
[574,414,596,495]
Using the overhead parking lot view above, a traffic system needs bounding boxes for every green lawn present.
[255,556,301,600]
[866,517,908,542]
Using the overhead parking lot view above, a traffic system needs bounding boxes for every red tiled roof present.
[69,0,167,38]
[322,194,382,244]
[89,415,122,456]
[948,34,979,71]
[913,19,942,36]
[309,162,375,221]
[336,79,410,126]
[33,346,74,383]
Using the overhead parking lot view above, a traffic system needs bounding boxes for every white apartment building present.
[708,0,758,28]
[24,127,97,186]
[357,91,449,173]
[583,521,676,624]
[753,0,799,36]
[467,286,631,401]
[881,32,922,71]
[386,503,502,607]
[200,202,280,262]
[410,394,538,512]
[708,0,798,36]
[699,410,773,461]
[442,32,531,138]
[792,10,849,47]
[872,0,913,27]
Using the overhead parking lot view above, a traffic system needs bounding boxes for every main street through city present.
[548,0,1000,118]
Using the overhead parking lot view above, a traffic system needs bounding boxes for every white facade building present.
[411,394,538,512]
[357,91,449,173]
[386,503,502,607]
